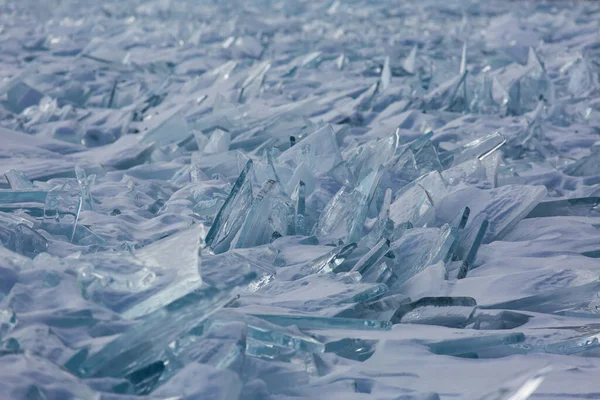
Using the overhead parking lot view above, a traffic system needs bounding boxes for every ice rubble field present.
[2,0,600,398]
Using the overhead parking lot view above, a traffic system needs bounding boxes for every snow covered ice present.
[1,0,600,398]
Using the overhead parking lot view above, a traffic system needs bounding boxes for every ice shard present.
[139,106,191,147]
[362,188,394,247]
[291,181,307,236]
[481,281,600,315]
[381,56,391,91]
[435,184,546,244]
[391,297,477,323]
[427,332,526,356]
[239,271,388,314]
[389,224,458,287]
[205,160,254,253]
[68,271,257,379]
[526,197,600,218]
[277,125,343,175]
[233,180,293,249]
[3,170,35,190]
[351,238,391,276]
[122,224,206,319]
[250,314,392,331]
[313,167,382,243]
[207,310,324,353]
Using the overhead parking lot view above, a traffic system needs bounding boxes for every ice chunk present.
[428,332,525,356]
[239,61,271,102]
[77,253,174,316]
[139,106,190,147]
[435,185,546,244]
[200,249,275,293]
[526,197,600,218]
[389,182,435,228]
[325,338,378,361]
[205,160,254,253]
[68,271,257,379]
[362,188,395,247]
[313,167,382,243]
[403,46,418,75]
[204,128,231,154]
[381,56,391,91]
[3,170,34,190]
[391,296,476,320]
[389,225,457,287]
[250,314,392,331]
[122,224,206,319]
[481,281,600,315]
[291,181,307,236]
[351,238,391,276]
[0,223,47,258]
[563,152,600,177]
[161,321,246,386]
[4,81,44,113]
[440,132,506,168]
[208,310,324,353]
[346,130,399,182]
[233,180,292,249]
[277,125,343,175]
[238,272,388,314]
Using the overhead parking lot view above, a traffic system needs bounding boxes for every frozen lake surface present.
[1,0,600,398]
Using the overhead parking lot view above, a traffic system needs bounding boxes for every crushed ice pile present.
[2,0,600,398]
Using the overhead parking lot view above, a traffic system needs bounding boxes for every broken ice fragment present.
[239,61,270,102]
[351,238,390,276]
[481,281,600,315]
[568,57,595,97]
[391,296,477,323]
[563,152,600,177]
[526,197,600,218]
[325,338,377,361]
[42,187,81,241]
[69,271,257,379]
[428,332,525,356]
[4,81,44,113]
[205,160,254,253]
[204,129,231,154]
[251,314,392,331]
[389,184,435,228]
[390,225,457,287]
[139,106,190,147]
[0,190,48,203]
[440,131,506,168]
[233,180,292,249]
[380,56,391,91]
[122,224,206,319]
[77,253,171,316]
[238,272,387,313]
[313,167,382,243]
[0,223,48,258]
[209,310,324,353]
[403,46,417,75]
[277,125,343,175]
[292,181,307,236]
[435,184,546,244]
[362,188,394,247]
[3,170,34,190]
[336,54,346,70]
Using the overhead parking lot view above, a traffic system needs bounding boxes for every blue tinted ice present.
[1,1,599,398]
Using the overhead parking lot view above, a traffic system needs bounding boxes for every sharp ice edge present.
[0,0,599,399]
